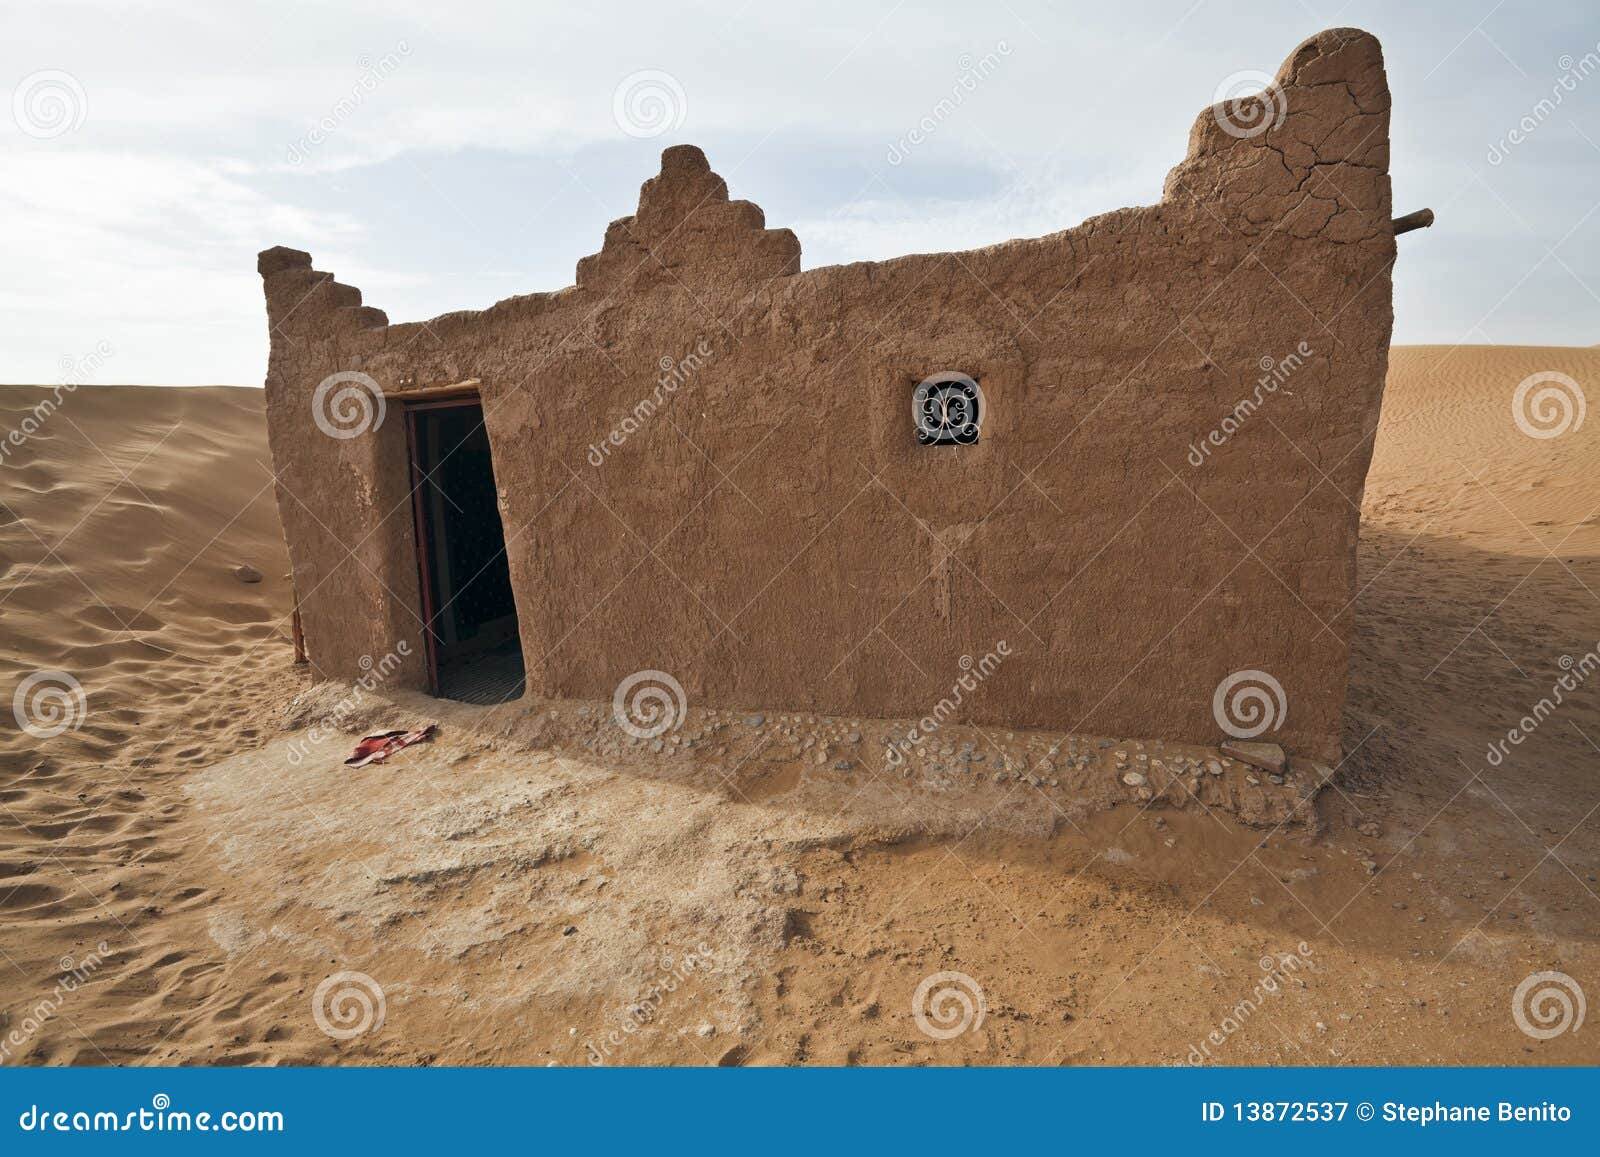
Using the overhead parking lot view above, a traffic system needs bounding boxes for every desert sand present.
[2,346,1597,1065]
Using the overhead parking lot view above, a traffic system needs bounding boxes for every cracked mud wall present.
[259,28,1394,762]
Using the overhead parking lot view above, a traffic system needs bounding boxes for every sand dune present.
[1354,346,1600,829]
[0,386,292,764]
[0,385,298,1064]
[1,351,1597,1066]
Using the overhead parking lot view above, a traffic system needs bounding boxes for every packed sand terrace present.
[1,345,1598,1065]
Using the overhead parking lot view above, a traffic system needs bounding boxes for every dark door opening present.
[405,398,525,704]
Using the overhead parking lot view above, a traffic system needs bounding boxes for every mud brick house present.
[258,28,1400,761]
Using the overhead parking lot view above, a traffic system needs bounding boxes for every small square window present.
[914,373,983,445]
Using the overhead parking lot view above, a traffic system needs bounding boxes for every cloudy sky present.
[3,0,1597,385]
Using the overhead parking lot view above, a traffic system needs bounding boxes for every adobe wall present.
[259,28,1395,762]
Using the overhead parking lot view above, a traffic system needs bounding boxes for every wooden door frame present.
[403,394,483,697]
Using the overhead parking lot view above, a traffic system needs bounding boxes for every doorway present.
[405,398,525,704]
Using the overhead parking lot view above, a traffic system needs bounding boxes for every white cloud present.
[0,150,365,382]
[1,0,1597,381]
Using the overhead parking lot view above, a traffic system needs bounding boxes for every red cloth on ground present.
[344,724,436,767]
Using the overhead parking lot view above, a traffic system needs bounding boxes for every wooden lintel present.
[386,378,482,402]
